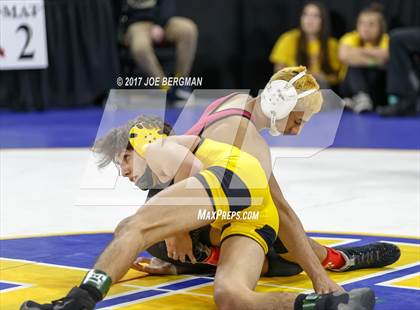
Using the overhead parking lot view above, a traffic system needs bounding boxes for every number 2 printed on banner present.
[16,24,35,60]
[0,0,48,70]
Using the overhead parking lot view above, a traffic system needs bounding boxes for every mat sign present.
[0,0,48,70]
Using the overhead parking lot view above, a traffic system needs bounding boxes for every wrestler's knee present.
[114,215,135,236]
[114,209,151,238]
[214,282,251,310]
[110,214,148,253]
[133,205,167,244]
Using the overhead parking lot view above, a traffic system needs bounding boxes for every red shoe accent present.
[322,247,345,269]
[203,247,220,266]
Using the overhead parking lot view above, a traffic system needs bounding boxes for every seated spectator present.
[339,3,389,113]
[377,27,420,116]
[124,0,198,102]
[269,1,340,88]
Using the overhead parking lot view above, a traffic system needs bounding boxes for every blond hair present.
[269,66,322,113]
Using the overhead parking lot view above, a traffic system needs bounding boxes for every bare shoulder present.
[227,93,252,103]
[146,135,197,163]
[236,128,271,175]
[251,135,272,172]
[163,135,200,150]
[215,93,252,111]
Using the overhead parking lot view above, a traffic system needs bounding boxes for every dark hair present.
[92,114,174,168]
[357,2,387,46]
[297,1,334,75]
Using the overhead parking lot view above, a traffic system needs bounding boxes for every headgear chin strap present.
[129,124,167,158]
[260,70,318,136]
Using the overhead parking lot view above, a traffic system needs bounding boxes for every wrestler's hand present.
[131,257,177,275]
[312,273,344,294]
[165,232,197,263]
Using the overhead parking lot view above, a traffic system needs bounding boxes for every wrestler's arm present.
[252,141,321,277]
[146,138,203,263]
[251,136,340,293]
[269,174,342,293]
[146,138,203,182]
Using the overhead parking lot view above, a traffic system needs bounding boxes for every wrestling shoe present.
[333,242,400,271]
[20,287,96,310]
[333,288,375,310]
[297,288,375,310]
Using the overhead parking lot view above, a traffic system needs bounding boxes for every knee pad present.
[265,247,303,277]
[272,238,289,254]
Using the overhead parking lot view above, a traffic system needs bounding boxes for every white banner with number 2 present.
[0,0,48,70]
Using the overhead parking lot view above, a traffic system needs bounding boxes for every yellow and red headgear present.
[129,124,167,158]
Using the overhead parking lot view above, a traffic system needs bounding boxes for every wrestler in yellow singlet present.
[191,137,279,254]
[129,124,279,254]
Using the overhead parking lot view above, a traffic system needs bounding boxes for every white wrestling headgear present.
[260,70,318,136]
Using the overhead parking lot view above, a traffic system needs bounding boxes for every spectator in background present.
[269,1,340,88]
[339,3,389,113]
[377,27,420,116]
[124,0,198,102]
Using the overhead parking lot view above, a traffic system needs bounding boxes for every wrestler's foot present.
[297,288,375,310]
[333,242,400,271]
[332,288,375,310]
[343,288,376,310]
[20,287,96,310]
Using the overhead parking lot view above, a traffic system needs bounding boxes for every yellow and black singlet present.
[192,138,279,254]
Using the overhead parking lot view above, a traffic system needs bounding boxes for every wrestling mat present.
[1,232,418,309]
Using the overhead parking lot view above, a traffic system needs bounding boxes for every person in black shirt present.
[377,27,420,116]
